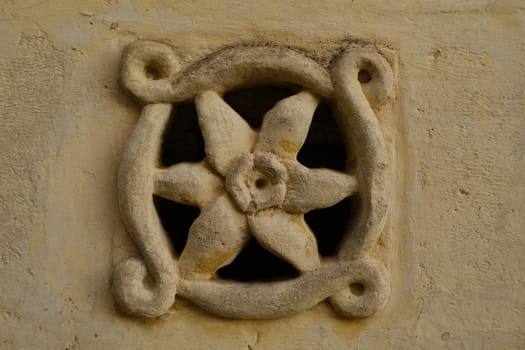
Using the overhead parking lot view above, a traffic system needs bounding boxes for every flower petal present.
[195,90,257,175]
[179,194,250,280]
[154,161,223,208]
[248,209,320,272]
[282,161,358,213]
[254,91,319,159]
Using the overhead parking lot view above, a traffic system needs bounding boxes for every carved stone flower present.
[155,90,357,281]
[115,42,394,319]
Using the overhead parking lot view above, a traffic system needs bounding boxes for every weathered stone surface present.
[1,1,524,349]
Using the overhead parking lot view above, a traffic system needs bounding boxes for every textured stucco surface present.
[1,1,524,349]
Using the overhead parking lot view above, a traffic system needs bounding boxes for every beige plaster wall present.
[1,0,524,349]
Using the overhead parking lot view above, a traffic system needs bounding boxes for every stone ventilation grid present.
[113,40,395,319]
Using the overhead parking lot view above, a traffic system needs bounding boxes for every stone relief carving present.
[113,40,395,319]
